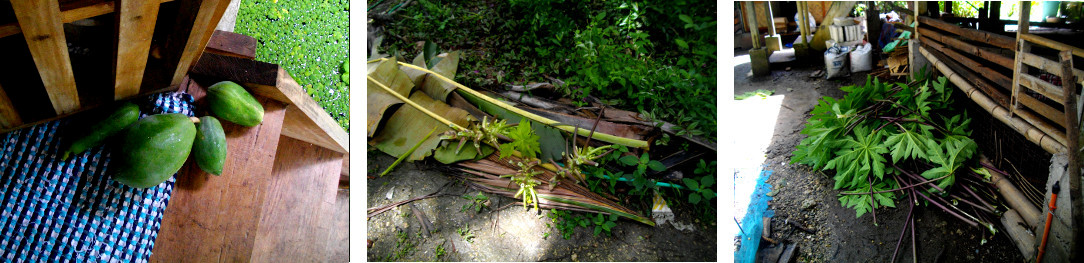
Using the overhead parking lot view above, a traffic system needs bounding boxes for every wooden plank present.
[10,0,81,115]
[1012,3,1032,118]
[170,0,233,86]
[251,136,343,262]
[921,41,1012,107]
[918,27,1014,70]
[918,16,1016,51]
[1018,73,1066,104]
[1019,52,1084,85]
[0,84,23,129]
[152,79,287,262]
[1015,92,1068,128]
[189,53,348,153]
[920,35,1013,89]
[205,30,258,59]
[113,0,161,100]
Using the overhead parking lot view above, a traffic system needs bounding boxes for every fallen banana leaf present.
[371,91,473,161]
[367,59,415,137]
[418,52,460,102]
[367,57,649,149]
[434,140,495,164]
[381,126,438,176]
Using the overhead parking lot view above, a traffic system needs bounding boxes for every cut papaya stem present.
[190,117,201,123]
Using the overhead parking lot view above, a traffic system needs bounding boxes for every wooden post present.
[744,2,761,49]
[867,1,880,46]
[170,0,233,86]
[10,0,81,115]
[114,0,161,100]
[1012,2,1032,117]
[798,2,809,42]
[1060,48,1084,262]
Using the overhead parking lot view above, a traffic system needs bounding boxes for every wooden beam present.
[10,0,81,115]
[920,35,1013,90]
[1021,33,1084,59]
[890,2,915,16]
[1018,73,1066,104]
[205,30,258,59]
[743,1,760,49]
[919,16,1016,51]
[0,84,23,129]
[170,0,233,85]
[113,0,161,100]
[918,27,1014,70]
[189,53,349,153]
[921,40,1012,106]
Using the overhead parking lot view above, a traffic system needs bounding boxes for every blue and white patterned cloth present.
[0,92,194,262]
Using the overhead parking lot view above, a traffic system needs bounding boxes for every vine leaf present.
[826,126,888,189]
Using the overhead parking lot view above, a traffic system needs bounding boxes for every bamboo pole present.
[1003,208,1038,259]
[982,156,1043,227]
[920,41,1012,106]
[919,45,1068,154]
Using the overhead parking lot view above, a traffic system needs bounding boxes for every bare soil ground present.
[365,152,717,262]
[734,48,1027,262]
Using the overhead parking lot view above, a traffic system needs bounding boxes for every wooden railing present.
[0,0,230,132]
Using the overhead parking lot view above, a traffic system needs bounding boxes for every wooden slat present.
[1015,93,1068,128]
[205,30,258,59]
[917,27,1014,70]
[113,0,161,100]
[1012,4,1031,118]
[152,80,287,262]
[10,0,80,114]
[918,16,1016,51]
[921,41,1012,107]
[170,0,233,85]
[1018,73,1066,104]
[1019,52,1084,85]
[0,0,175,39]
[0,84,23,129]
[250,136,343,262]
[920,35,1013,89]
[189,53,348,153]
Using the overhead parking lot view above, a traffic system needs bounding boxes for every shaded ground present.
[366,153,717,261]
[734,48,1025,262]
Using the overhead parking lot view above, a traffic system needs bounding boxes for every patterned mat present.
[0,92,193,262]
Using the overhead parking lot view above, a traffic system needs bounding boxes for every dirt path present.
[366,153,717,261]
[734,49,1023,262]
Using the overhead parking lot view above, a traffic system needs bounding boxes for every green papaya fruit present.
[193,116,227,175]
[113,113,196,188]
[207,81,264,127]
[63,101,140,160]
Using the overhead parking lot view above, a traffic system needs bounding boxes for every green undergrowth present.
[378,0,717,140]
[792,74,978,218]
[236,0,350,131]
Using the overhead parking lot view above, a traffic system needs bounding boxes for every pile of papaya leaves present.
[792,73,1002,237]
[62,81,264,189]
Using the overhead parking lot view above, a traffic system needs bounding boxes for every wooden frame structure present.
[0,0,230,131]
[913,1,1082,261]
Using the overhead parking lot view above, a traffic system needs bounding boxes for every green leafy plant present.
[618,153,666,195]
[499,121,541,159]
[592,213,619,237]
[792,76,980,219]
[682,175,716,205]
[434,241,446,260]
[460,192,490,213]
